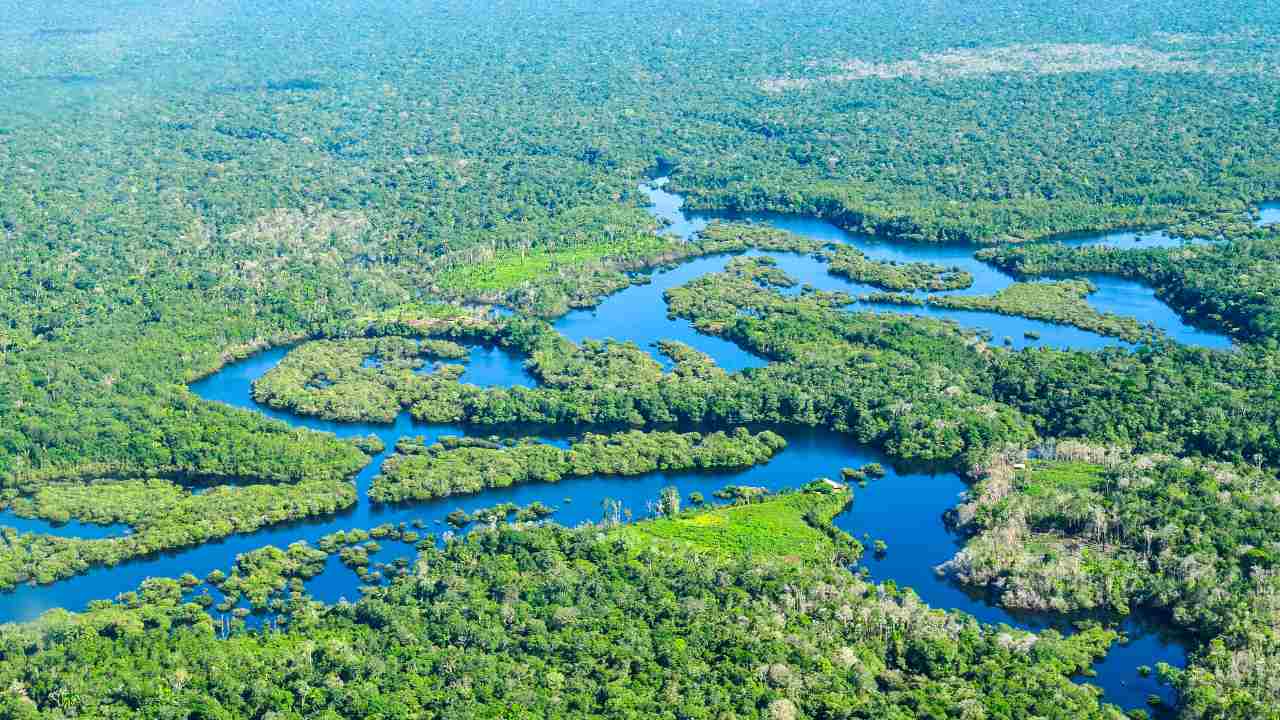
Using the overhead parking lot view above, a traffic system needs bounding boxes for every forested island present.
[1,0,1279,718]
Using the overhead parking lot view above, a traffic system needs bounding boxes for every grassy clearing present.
[616,489,854,563]
[436,236,677,294]
[1019,461,1105,497]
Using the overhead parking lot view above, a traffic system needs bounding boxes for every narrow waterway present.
[0,181,1224,714]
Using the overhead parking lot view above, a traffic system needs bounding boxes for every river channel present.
[0,180,1233,714]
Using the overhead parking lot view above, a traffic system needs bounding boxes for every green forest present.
[1,0,1280,717]
[0,491,1129,719]
[370,429,786,503]
[943,444,1280,718]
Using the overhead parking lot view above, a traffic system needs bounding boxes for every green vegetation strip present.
[0,479,356,590]
[370,428,786,503]
[981,237,1280,342]
[928,280,1154,342]
[868,280,1154,342]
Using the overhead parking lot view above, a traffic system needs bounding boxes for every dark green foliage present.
[990,344,1280,466]
[663,257,1037,461]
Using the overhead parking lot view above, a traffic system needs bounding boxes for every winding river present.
[0,181,1232,715]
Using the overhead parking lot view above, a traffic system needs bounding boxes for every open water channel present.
[0,180,1236,714]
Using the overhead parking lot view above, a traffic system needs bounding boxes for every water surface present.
[0,512,129,540]
[1259,201,1280,227]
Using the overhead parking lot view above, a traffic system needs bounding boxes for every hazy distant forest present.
[1,0,1279,718]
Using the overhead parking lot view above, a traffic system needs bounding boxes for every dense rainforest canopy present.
[1,0,1280,718]
[2,0,1280,481]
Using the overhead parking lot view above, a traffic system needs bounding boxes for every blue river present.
[0,180,1227,715]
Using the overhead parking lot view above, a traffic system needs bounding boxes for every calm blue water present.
[459,344,539,387]
[1259,201,1280,227]
[0,512,129,540]
[0,185,1212,713]
[556,254,769,373]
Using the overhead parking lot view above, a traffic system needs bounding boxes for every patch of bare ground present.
[761,42,1227,91]
[228,207,370,251]
[216,208,375,288]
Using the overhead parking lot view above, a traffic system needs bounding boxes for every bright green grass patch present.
[616,489,853,563]
[1019,461,1105,497]
[437,235,677,293]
